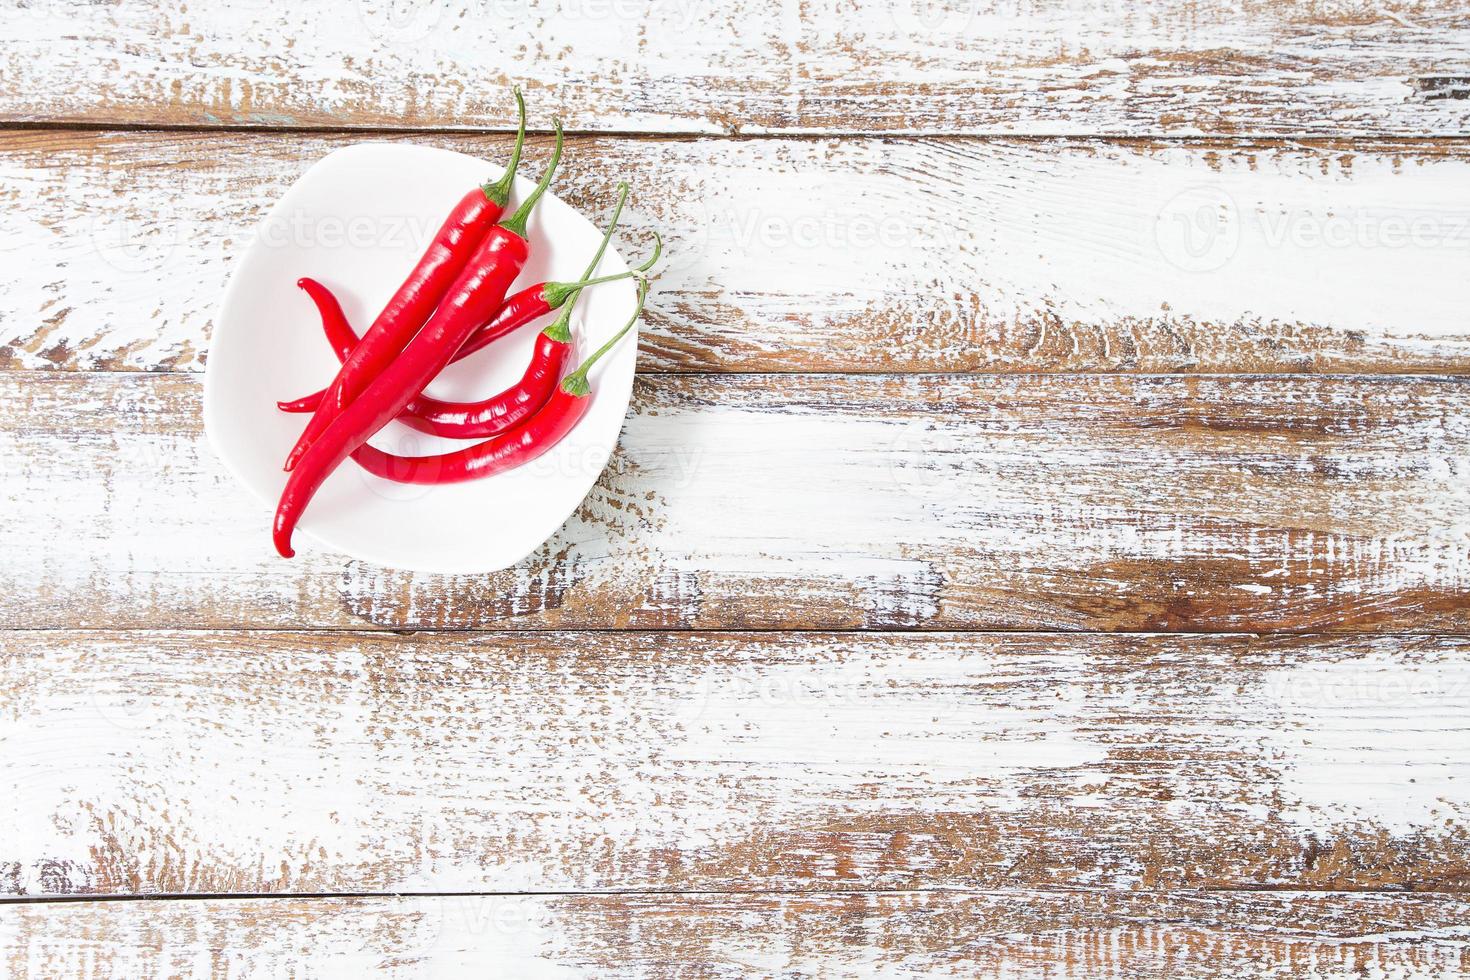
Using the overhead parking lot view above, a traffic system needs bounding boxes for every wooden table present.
[2,1,1469,975]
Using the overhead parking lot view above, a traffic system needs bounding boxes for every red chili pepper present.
[422,230,659,366]
[399,182,636,438]
[288,231,660,437]
[281,88,527,472]
[275,233,660,416]
[296,276,358,363]
[272,125,565,558]
[352,281,648,485]
[400,330,568,438]
[275,391,328,415]
[276,280,555,415]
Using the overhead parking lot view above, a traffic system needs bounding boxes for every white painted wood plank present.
[3,131,1470,374]
[2,631,1467,896]
[2,0,1468,135]
[4,891,1470,978]
[3,372,1467,631]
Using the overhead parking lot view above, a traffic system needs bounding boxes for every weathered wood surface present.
[6,129,1470,375]
[2,0,1469,136]
[3,371,1467,631]
[2,631,1468,897]
[5,3,1469,975]
[4,891,1470,978]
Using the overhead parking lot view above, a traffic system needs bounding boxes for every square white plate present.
[204,142,640,573]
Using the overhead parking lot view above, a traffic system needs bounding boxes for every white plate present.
[204,142,640,573]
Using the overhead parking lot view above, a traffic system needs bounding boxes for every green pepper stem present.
[560,282,649,397]
[542,270,626,311]
[580,182,630,278]
[542,229,662,313]
[543,183,629,342]
[480,87,526,207]
[637,231,663,272]
[498,120,563,239]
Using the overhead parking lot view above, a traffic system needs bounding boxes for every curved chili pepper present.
[282,88,527,472]
[400,332,569,438]
[398,182,634,438]
[272,124,565,559]
[352,282,648,485]
[275,282,548,415]
[297,277,358,362]
[276,391,327,415]
[275,232,660,416]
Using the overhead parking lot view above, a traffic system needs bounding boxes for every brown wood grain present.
[4,890,1470,978]
[2,371,1466,631]
[6,3,1469,968]
[2,0,1469,136]
[2,630,1467,897]
[4,129,1470,375]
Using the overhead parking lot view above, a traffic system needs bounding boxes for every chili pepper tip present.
[272,512,296,558]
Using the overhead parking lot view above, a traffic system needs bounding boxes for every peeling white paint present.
[4,632,1469,899]
[4,891,1469,978]
[1257,649,1470,834]
[3,0,1468,135]
[2,374,1468,630]
[4,136,1470,373]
